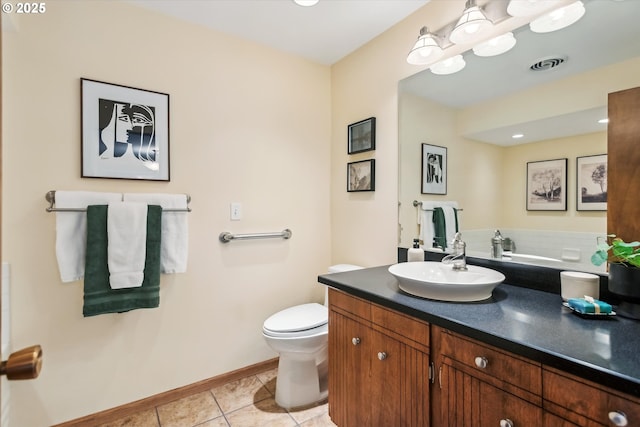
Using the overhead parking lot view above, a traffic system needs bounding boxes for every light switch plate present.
[230,203,242,221]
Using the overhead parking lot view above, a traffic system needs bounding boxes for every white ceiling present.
[127,0,429,65]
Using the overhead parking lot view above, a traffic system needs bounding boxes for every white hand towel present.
[418,202,437,248]
[123,193,189,274]
[54,191,122,282]
[107,202,147,289]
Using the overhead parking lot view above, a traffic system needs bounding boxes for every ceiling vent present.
[529,55,567,71]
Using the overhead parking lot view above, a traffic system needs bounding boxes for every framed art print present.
[347,159,375,192]
[81,78,170,181]
[526,158,567,211]
[577,154,607,211]
[348,117,376,154]
[421,143,447,194]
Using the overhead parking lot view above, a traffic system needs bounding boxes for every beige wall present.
[3,1,331,424]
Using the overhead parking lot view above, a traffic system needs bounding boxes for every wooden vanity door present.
[328,309,371,427]
[369,329,401,426]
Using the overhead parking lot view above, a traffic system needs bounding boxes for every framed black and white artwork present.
[421,143,447,195]
[526,158,567,211]
[347,117,376,154]
[81,78,170,181]
[347,159,375,192]
[577,154,607,211]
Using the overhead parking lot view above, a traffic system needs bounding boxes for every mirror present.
[398,0,640,273]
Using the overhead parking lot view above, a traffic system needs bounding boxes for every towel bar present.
[219,229,292,243]
[45,190,191,212]
[413,200,463,211]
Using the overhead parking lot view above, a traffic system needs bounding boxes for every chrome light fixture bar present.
[449,0,494,45]
[407,27,444,65]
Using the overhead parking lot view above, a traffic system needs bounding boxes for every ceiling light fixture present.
[529,1,585,33]
[507,0,563,17]
[293,0,319,6]
[512,133,524,139]
[430,55,466,75]
[449,0,494,45]
[407,27,444,65]
[473,32,517,57]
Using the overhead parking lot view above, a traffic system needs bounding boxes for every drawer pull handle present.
[474,356,488,369]
[499,419,514,427]
[377,352,387,361]
[352,337,361,346]
[609,411,628,426]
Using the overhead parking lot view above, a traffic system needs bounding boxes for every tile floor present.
[99,367,337,427]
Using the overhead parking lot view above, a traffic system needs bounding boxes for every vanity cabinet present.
[328,288,430,427]
[543,365,640,426]
[433,325,542,427]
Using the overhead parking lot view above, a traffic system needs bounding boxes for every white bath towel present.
[418,201,460,249]
[123,193,189,273]
[54,191,122,282]
[107,202,147,289]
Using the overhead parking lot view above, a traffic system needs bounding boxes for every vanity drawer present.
[328,288,371,321]
[543,366,640,426]
[371,304,429,350]
[441,330,542,397]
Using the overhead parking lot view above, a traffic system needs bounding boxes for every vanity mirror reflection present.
[398,0,640,273]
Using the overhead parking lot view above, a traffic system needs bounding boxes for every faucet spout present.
[442,232,467,271]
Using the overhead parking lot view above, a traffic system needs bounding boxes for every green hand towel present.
[433,207,447,249]
[83,205,162,317]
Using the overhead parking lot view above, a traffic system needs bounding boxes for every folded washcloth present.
[54,191,122,282]
[107,202,147,289]
[123,193,189,274]
[83,205,162,317]
[567,297,613,314]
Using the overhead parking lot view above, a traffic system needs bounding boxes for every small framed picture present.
[81,78,170,181]
[421,143,447,195]
[577,154,607,211]
[348,117,376,154]
[347,159,375,192]
[526,158,567,211]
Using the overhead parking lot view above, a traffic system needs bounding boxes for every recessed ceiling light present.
[598,118,609,124]
[294,0,319,6]
[512,133,524,139]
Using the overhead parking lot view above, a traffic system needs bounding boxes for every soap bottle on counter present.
[407,239,424,262]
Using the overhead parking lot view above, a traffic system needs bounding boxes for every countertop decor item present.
[592,235,640,319]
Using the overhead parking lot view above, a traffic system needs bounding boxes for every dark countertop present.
[318,265,640,397]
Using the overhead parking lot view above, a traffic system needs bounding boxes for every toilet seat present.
[263,303,328,338]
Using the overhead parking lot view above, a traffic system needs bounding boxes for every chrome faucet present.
[442,232,467,271]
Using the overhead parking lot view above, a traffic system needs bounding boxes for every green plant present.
[592,234,640,268]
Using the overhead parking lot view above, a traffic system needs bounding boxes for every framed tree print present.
[421,143,447,194]
[347,159,375,192]
[577,154,607,211]
[526,158,567,211]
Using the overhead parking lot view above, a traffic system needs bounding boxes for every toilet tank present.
[324,264,363,305]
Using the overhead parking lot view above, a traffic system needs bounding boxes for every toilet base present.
[274,354,328,409]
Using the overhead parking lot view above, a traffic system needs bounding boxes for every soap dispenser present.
[407,239,424,262]
[491,230,504,259]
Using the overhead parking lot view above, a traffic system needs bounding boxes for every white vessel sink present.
[388,262,505,302]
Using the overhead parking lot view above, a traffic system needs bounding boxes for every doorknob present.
[0,345,43,380]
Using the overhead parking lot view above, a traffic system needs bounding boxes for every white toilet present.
[262,264,362,409]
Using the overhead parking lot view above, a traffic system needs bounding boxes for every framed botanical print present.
[526,158,567,211]
[347,159,375,192]
[81,78,170,181]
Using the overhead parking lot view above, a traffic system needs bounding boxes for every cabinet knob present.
[609,411,628,426]
[499,419,514,427]
[377,352,387,361]
[351,337,361,346]
[474,356,488,369]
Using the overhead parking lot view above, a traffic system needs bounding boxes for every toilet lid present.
[263,303,328,333]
